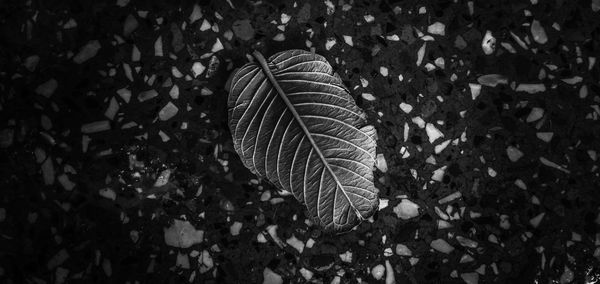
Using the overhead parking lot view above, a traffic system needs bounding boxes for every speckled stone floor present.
[1,0,600,283]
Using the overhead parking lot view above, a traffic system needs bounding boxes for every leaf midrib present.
[252,51,365,223]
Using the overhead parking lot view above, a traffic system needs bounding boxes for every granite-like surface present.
[0,0,599,283]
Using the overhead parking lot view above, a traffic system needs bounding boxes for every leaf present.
[227,50,378,233]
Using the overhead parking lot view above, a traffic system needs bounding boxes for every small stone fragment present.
[469,83,482,100]
[230,221,242,236]
[189,4,203,23]
[461,272,479,284]
[232,20,254,41]
[506,146,524,162]
[481,30,496,55]
[376,153,388,173]
[531,20,548,44]
[399,102,413,113]
[393,199,420,220]
[371,264,385,280]
[343,35,353,46]
[73,40,101,64]
[526,107,544,122]
[425,123,444,143]
[159,102,178,121]
[211,38,224,52]
[395,244,412,256]
[427,22,445,36]
[530,212,545,228]
[263,267,283,284]
[123,14,138,36]
[104,97,119,120]
[138,89,158,102]
[430,239,454,254]
[325,37,336,50]
[362,93,376,101]
[154,36,163,56]
[164,219,204,248]
[516,83,546,93]
[285,235,304,253]
[192,62,206,77]
[81,121,110,133]
[477,74,508,87]
[299,268,313,280]
[416,42,426,66]
[24,55,40,71]
[35,79,58,98]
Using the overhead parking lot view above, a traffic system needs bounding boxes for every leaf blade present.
[228,50,378,233]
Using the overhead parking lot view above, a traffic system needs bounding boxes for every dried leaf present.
[228,50,378,233]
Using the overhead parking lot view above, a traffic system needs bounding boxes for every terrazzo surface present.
[1,0,600,283]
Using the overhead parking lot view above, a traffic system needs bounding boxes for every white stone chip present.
[176,252,190,269]
[164,219,204,248]
[371,264,385,280]
[526,107,544,122]
[154,36,163,56]
[416,42,426,66]
[399,102,413,113]
[339,251,353,262]
[393,199,420,220]
[199,19,211,31]
[395,244,412,256]
[280,13,291,24]
[117,88,131,103]
[427,22,446,36]
[285,235,305,253]
[469,83,482,100]
[430,239,454,254]
[299,268,313,280]
[481,30,496,55]
[104,97,119,120]
[23,55,40,72]
[325,38,336,50]
[138,89,158,102]
[192,62,206,78]
[506,146,524,162]
[425,123,444,143]
[461,272,479,284]
[379,66,389,77]
[434,139,451,154]
[439,191,462,204]
[211,38,224,52]
[531,20,548,44]
[159,102,179,121]
[560,266,574,284]
[123,14,138,36]
[199,250,213,273]
[432,166,447,182]
[263,267,283,284]
[516,83,546,93]
[272,33,285,41]
[81,121,110,133]
[536,132,553,142]
[189,4,203,23]
[362,93,376,101]
[477,74,508,87]
[376,153,388,173]
[343,35,353,46]
[99,188,116,200]
[36,79,58,98]
[530,212,545,228]
[169,85,179,99]
[73,40,101,64]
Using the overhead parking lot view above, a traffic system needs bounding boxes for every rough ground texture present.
[1,0,600,283]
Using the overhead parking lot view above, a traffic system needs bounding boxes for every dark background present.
[0,0,599,283]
